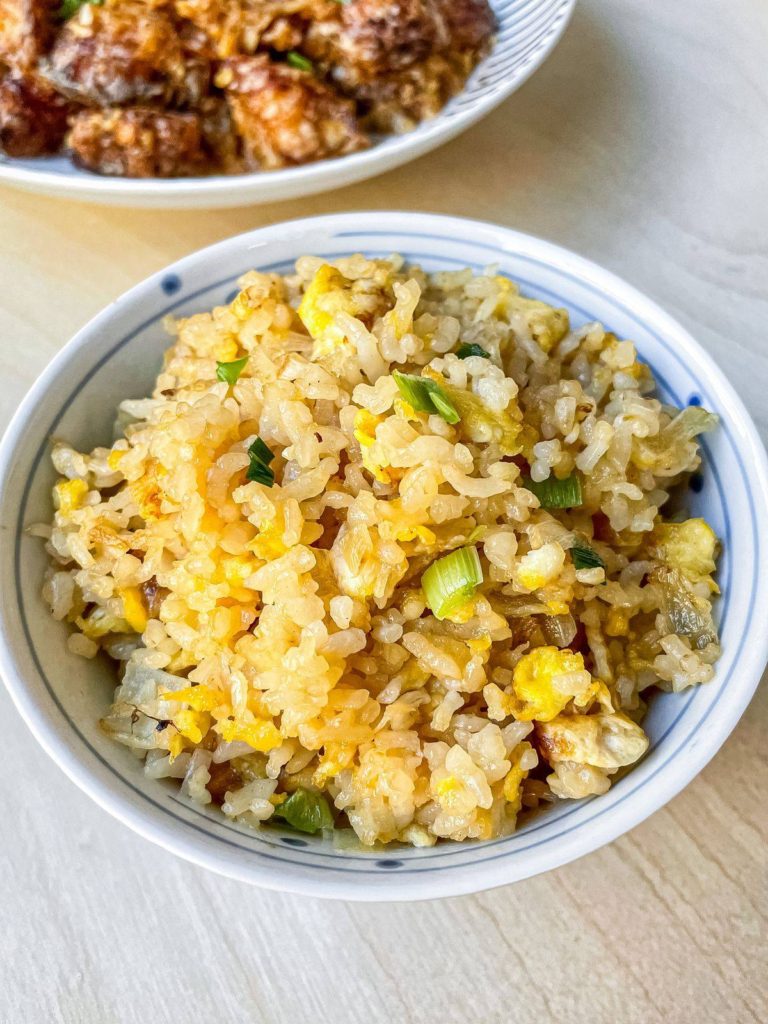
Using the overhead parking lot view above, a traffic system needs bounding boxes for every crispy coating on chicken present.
[307,0,494,84]
[219,56,367,169]
[0,0,56,71]
[332,0,439,77]
[436,0,495,51]
[0,71,72,155]
[172,0,338,59]
[352,52,477,133]
[44,0,209,107]
[68,107,206,176]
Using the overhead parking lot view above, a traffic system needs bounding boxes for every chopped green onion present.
[456,343,490,359]
[422,545,483,620]
[392,371,459,425]
[59,0,101,19]
[246,436,276,486]
[216,355,249,385]
[466,525,487,544]
[272,788,334,834]
[286,51,314,72]
[523,473,582,509]
[570,542,604,571]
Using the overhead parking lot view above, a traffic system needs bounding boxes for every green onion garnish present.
[422,545,483,620]
[272,788,334,834]
[523,473,582,509]
[286,51,314,72]
[456,343,490,359]
[58,0,101,19]
[246,436,276,486]
[466,525,487,544]
[216,355,249,385]
[392,371,459,425]
[570,542,604,570]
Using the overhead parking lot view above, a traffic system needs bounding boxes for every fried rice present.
[39,255,721,846]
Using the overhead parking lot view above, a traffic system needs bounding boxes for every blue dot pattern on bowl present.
[690,473,704,493]
[280,836,309,848]
[161,274,182,296]
[376,860,404,869]
[688,394,702,406]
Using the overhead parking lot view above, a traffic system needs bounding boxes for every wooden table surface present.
[1,1,766,1021]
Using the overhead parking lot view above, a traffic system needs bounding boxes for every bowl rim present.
[1,210,767,901]
[0,0,576,206]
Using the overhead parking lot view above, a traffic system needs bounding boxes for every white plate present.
[2,212,767,900]
[0,0,575,208]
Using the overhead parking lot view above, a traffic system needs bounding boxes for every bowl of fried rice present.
[1,212,766,900]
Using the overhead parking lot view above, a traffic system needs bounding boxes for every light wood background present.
[1,1,766,1021]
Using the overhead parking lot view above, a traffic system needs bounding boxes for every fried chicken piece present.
[303,0,494,132]
[435,0,495,52]
[68,107,207,176]
[43,0,209,107]
[0,0,56,71]
[306,0,494,85]
[219,56,367,169]
[173,0,337,59]
[330,0,439,78]
[0,72,72,156]
[353,52,476,133]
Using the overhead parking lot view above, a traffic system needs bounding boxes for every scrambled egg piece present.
[298,265,358,357]
[313,741,358,786]
[495,279,570,353]
[537,712,649,769]
[173,709,210,745]
[120,587,148,633]
[162,685,227,712]
[55,479,88,514]
[377,496,436,545]
[353,408,403,485]
[222,555,259,587]
[605,607,630,637]
[512,646,592,722]
[502,740,536,814]
[545,600,570,616]
[217,716,282,752]
[443,598,478,624]
[650,517,718,579]
[107,448,127,471]
[353,409,382,449]
[248,506,319,561]
[168,732,186,761]
[493,275,514,316]
[515,542,566,592]
[394,398,418,421]
[440,380,522,455]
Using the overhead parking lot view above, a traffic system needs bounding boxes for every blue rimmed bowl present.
[0,0,575,208]
[1,212,766,900]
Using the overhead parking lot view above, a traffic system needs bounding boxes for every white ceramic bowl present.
[0,0,575,208]
[1,211,766,901]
